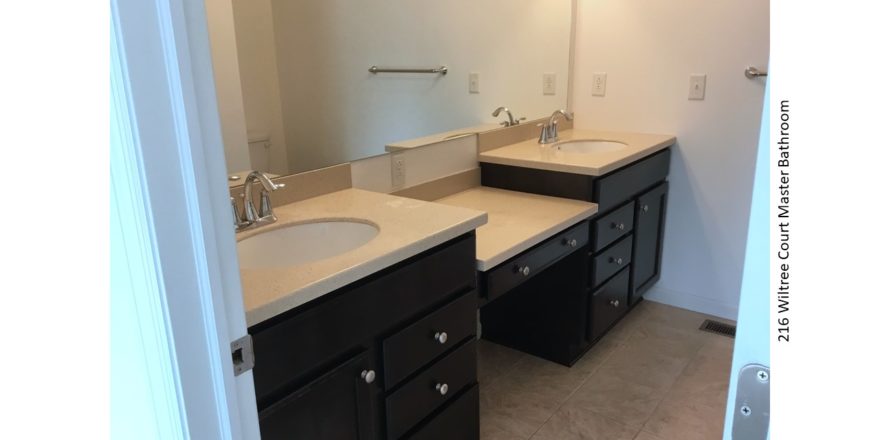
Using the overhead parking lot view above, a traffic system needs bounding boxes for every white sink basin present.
[554,140,628,154]
[237,220,379,269]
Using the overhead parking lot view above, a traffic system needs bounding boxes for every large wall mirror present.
[206,0,574,178]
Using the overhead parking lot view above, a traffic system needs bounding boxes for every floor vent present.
[699,319,736,338]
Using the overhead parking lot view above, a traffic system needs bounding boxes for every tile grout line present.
[636,327,717,439]
[527,325,636,440]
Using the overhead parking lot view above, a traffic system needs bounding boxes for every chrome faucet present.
[492,107,525,127]
[538,109,573,144]
[231,171,285,232]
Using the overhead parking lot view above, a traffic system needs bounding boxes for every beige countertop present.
[238,188,487,326]
[478,129,676,176]
[437,187,598,271]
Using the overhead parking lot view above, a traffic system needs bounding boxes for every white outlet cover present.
[592,72,607,97]
[468,72,480,94]
[543,73,556,95]
[688,74,707,100]
[391,154,405,189]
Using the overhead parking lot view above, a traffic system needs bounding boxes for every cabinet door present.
[258,351,378,440]
[631,182,668,303]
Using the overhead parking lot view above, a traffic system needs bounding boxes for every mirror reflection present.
[207,0,573,178]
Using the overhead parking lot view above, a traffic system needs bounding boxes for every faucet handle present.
[258,189,275,219]
[538,123,552,144]
[548,120,559,141]
[231,197,243,227]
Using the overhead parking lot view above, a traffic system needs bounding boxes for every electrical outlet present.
[468,72,480,94]
[391,153,405,190]
[543,73,557,95]
[592,72,607,96]
[688,74,707,100]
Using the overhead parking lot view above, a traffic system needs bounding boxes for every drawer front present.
[592,201,634,251]
[385,339,478,440]
[593,149,670,213]
[591,235,633,287]
[383,291,477,389]
[251,234,475,407]
[406,384,478,440]
[484,221,589,301]
[589,268,630,341]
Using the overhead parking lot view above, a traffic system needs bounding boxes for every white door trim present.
[112,0,259,438]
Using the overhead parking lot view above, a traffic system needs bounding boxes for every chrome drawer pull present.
[565,238,578,248]
[434,332,448,344]
[609,300,620,307]
[435,383,449,395]
[642,204,649,213]
[609,257,624,265]
[360,369,376,384]
[611,222,625,231]
[516,265,530,276]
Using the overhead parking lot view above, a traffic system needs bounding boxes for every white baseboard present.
[644,286,739,321]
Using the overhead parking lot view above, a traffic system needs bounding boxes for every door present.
[630,182,668,303]
[723,84,770,440]
[112,0,260,437]
[258,351,379,440]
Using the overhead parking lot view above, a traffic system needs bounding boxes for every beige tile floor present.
[478,300,735,440]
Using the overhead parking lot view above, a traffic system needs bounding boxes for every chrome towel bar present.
[369,65,448,75]
[744,66,768,79]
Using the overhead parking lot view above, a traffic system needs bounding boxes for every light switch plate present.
[592,72,607,97]
[543,73,557,95]
[468,72,480,94]
[391,154,405,190]
[689,74,707,100]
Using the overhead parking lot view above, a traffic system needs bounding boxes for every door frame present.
[111,0,259,437]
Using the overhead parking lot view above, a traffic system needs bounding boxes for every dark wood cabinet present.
[589,268,630,341]
[258,351,378,440]
[480,148,671,365]
[249,233,479,440]
[631,182,669,304]
[407,385,479,440]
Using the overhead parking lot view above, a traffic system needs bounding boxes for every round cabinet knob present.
[434,332,448,344]
[610,300,620,307]
[609,257,624,265]
[617,223,626,230]
[565,238,578,248]
[360,370,376,384]
[435,383,449,396]
[642,205,649,213]
[517,265,530,276]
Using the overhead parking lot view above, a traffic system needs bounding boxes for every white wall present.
[572,0,769,319]
[264,0,571,173]
[204,0,251,173]
[230,0,289,175]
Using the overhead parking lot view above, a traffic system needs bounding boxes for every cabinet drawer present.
[591,201,634,251]
[589,268,630,341]
[385,339,477,439]
[251,234,475,407]
[483,221,589,302]
[383,291,477,389]
[593,149,670,213]
[591,235,632,287]
[406,384,478,440]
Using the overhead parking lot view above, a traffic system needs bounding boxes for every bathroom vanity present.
[251,234,479,439]
[236,189,486,440]
[474,130,674,365]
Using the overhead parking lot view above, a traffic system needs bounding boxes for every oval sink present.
[554,140,628,154]
[237,220,379,269]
